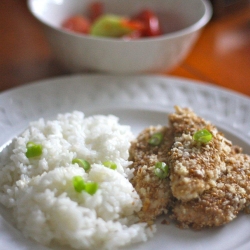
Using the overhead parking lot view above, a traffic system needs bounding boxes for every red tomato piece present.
[89,2,104,22]
[133,9,162,37]
[62,15,91,34]
[120,19,145,39]
[121,19,145,32]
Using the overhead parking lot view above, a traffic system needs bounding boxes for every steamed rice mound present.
[0,111,154,250]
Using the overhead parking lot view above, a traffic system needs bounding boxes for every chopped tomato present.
[62,15,91,34]
[89,2,104,22]
[61,3,163,39]
[120,19,145,32]
[133,9,162,37]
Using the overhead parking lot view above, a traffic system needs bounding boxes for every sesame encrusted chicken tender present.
[168,106,234,202]
[171,153,250,229]
[129,126,173,224]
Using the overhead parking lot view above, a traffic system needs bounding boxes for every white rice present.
[0,111,155,250]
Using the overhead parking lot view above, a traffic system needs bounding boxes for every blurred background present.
[0,0,250,96]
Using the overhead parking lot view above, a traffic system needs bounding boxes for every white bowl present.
[28,0,212,74]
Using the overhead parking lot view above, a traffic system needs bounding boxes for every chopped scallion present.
[84,182,99,195]
[154,162,169,179]
[25,142,43,158]
[148,132,163,146]
[72,176,85,193]
[72,176,98,195]
[103,161,117,170]
[72,158,91,171]
[193,129,212,143]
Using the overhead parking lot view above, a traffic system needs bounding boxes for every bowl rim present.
[27,0,213,43]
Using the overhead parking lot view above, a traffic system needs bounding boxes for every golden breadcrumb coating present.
[172,153,250,229]
[168,106,233,201]
[129,126,173,224]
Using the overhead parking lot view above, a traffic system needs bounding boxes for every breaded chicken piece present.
[129,126,173,224]
[172,153,250,229]
[130,106,250,229]
[168,106,234,201]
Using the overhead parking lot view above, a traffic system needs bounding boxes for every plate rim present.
[0,73,250,250]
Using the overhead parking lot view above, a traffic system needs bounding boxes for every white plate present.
[0,74,250,250]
